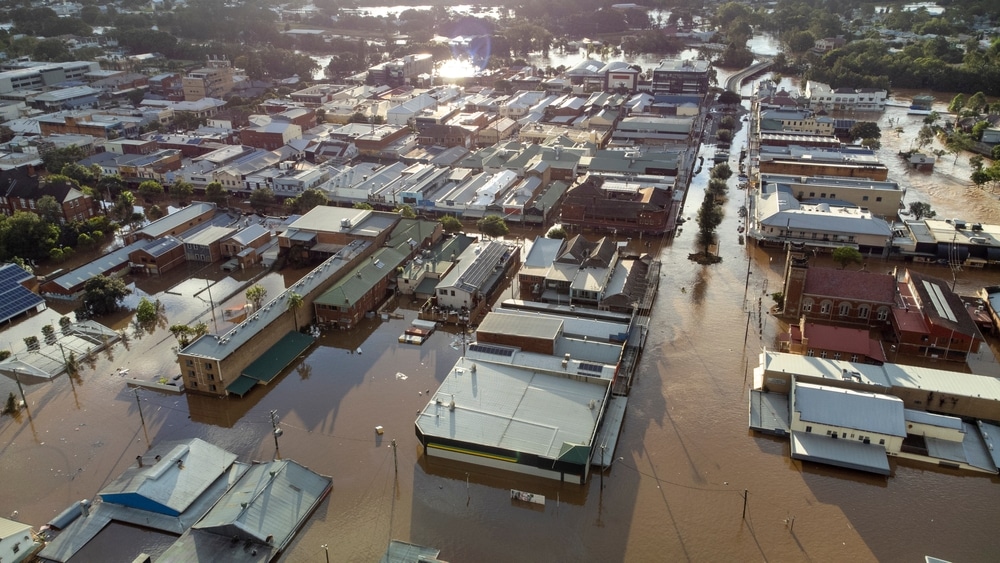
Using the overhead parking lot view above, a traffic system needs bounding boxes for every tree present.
[476,215,509,239]
[0,211,60,261]
[707,178,729,196]
[35,195,64,224]
[395,204,416,218]
[80,275,132,317]
[136,297,159,325]
[41,145,88,173]
[440,215,462,233]
[696,191,723,256]
[908,202,936,220]
[787,30,815,53]
[948,93,966,113]
[287,291,303,332]
[916,125,935,150]
[710,162,733,180]
[861,137,881,150]
[169,180,194,202]
[994,145,1000,161]
[717,91,741,106]
[246,283,268,311]
[205,181,227,206]
[945,131,972,164]
[546,226,567,239]
[249,187,275,213]
[716,129,733,144]
[146,205,164,221]
[353,202,373,210]
[137,180,164,201]
[285,188,328,214]
[849,121,881,141]
[832,246,863,269]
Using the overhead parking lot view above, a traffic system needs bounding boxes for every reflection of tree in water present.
[691,268,710,304]
[297,363,312,381]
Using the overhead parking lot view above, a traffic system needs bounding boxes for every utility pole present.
[742,489,748,520]
[206,279,219,333]
[391,439,397,477]
[134,387,149,447]
[269,409,282,459]
[13,369,29,417]
[321,544,330,563]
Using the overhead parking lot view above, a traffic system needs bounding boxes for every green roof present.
[226,375,258,397]
[314,246,408,308]
[241,331,315,384]
[385,218,439,249]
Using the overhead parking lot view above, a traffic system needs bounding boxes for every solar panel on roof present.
[468,343,515,357]
[578,362,605,373]
[0,285,44,323]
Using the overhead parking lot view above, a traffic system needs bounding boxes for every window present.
[820,301,831,314]
[858,305,870,318]
[851,354,859,362]
[820,351,828,358]
[189,370,195,377]
[807,349,815,356]
[191,381,198,388]
[877,308,889,321]
[210,384,217,392]
[875,197,882,202]
[207,373,215,381]
[862,196,869,201]
[806,426,812,433]
[802,299,813,312]
[839,303,851,316]
[186,360,194,366]
[833,353,841,360]
[205,362,212,370]
[879,439,885,445]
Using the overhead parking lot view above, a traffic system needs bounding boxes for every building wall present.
[313,276,391,328]
[759,161,889,181]
[130,246,187,275]
[185,240,224,262]
[476,331,554,355]
[790,405,903,454]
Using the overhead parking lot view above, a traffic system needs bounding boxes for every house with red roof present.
[779,317,887,364]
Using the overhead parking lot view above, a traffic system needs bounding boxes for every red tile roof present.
[803,267,896,303]
[802,322,881,359]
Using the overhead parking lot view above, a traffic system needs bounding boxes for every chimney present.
[80,499,91,518]
[136,455,143,467]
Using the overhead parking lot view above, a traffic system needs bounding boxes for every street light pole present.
[269,409,282,459]
[321,544,330,563]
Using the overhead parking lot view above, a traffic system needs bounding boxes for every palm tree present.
[287,292,304,332]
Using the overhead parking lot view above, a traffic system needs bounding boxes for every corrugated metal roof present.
[794,381,906,437]
[192,459,331,551]
[904,408,963,431]
[790,431,890,475]
[415,357,608,460]
[49,240,148,291]
[0,516,31,540]
[99,438,238,516]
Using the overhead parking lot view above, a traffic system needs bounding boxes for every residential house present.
[0,516,40,563]
[1,178,98,224]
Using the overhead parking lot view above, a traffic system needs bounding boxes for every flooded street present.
[3,93,1000,563]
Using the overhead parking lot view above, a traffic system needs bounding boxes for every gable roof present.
[803,267,896,304]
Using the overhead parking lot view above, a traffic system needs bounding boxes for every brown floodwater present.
[3,109,1000,563]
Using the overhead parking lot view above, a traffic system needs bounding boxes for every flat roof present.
[415,357,608,461]
[762,350,1000,402]
[477,312,562,341]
